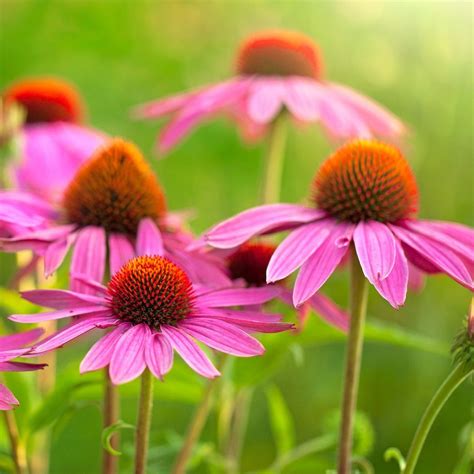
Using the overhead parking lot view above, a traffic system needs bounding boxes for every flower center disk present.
[107,256,194,329]
[235,30,323,80]
[3,78,83,124]
[313,140,418,223]
[228,242,276,287]
[63,139,166,235]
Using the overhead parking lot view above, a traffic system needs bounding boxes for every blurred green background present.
[0,1,472,473]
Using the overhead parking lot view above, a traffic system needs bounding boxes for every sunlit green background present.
[1,1,472,473]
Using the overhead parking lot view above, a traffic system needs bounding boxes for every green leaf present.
[384,447,406,471]
[28,378,100,434]
[102,420,135,456]
[265,384,295,456]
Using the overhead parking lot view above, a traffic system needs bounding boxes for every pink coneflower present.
[134,30,404,154]
[222,241,348,331]
[11,255,290,383]
[0,139,229,290]
[0,328,45,410]
[204,140,473,308]
[2,77,105,203]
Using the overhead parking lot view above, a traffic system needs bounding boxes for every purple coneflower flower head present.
[2,77,105,203]
[11,255,291,383]
[0,328,46,410]
[220,241,348,331]
[204,140,473,309]
[133,29,404,154]
[0,139,229,290]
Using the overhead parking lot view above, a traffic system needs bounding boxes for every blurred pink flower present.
[215,241,348,331]
[0,139,229,289]
[0,328,45,410]
[2,77,105,204]
[11,256,291,383]
[204,140,473,308]
[133,30,404,154]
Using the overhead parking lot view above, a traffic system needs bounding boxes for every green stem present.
[103,370,120,474]
[3,410,28,474]
[135,369,154,474]
[260,113,288,204]
[337,252,369,474]
[172,355,226,474]
[403,363,472,474]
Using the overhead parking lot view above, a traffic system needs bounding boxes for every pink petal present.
[408,262,425,293]
[293,222,354,306]
[109,324,147,384]
[390,224,472,290]
[205,204,324,249]
[308,293,349,332]
[0,384,19,410]
[132,89,198,119]
[246,78,285,124]
[283,78,320,121]
[0,361,46,372]
[10,306,110,323]
[353,221,397,284]
[160,325,219,378]
[426,220,474,248]
[70,273,107,295]
[144,332,174,380]
[80,324,130,373]
[44,236,74,277]
[373,238,408,308]
[267,221,330,283]
[136,218,164,256]
[179,318,264,356]
[0,328,44,350]
[71,226,106,294]
[30,315,117,354]
[197,286,281,308]
[109,233,135,275]
[21,289,105,309]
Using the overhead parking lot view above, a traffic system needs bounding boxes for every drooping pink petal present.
[71,226,106,294]
[373,238,409,308]
[267,221,330,283]
[246,78,285,124]
[353,221,397,284]
[70,273,108,295]
[80,324,130,373]
[308,293,349,332]
[160,325,219,378]
[10,306,110,323]
[109,233,135,275]
[132,89,198,119]
[179,318,264,357]
[136,218,164,256]
[0,361,46,372]
[144,332,174,380]
[0,384,19,410]
[191,314,292,334]
[44,235,74,277]
[390,224,473,290]
[205,204,324,249]
[109,324,147,384]
[402,220,474,264]
[29,315,117,354]
[293,222,354,306]
[328,83,405,136]
[407,262,425,292]
[197,286,281,308]
[21,289,105,309]
[0,328,44,350]
[283,78,320,121]
[0,349,31,362]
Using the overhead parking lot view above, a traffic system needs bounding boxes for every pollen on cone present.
[235,30,323,79]
[3,77,84,124]
[63,139,166,234]
[107,256,194,329]
[313,140,419,223]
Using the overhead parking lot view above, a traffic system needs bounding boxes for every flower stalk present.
[135,369,154,474]
[337,251,369,474]
[3,410,28,474]
[103,370,120,474]
[260,112,288,204]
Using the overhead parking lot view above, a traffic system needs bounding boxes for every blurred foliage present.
[0,1,472,473]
